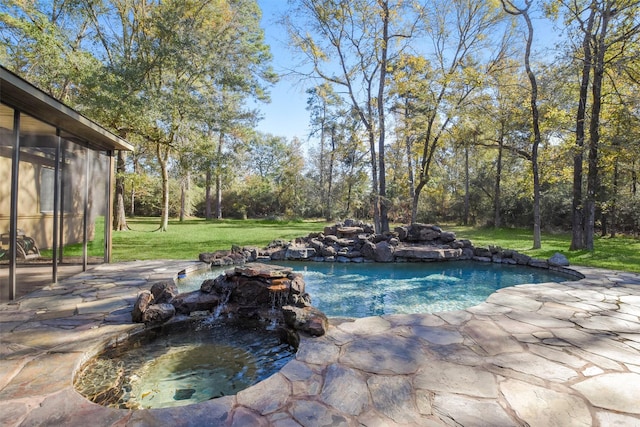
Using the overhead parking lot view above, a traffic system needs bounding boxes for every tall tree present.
[0,0,99,102]
[568,2,596,250]
[391,1,506,223]
[501,0,543,249]
[307,83,343,220]
[2,0,275,231]
[97,0,273,230]
[286,0,419,232]
[559,0,640,249]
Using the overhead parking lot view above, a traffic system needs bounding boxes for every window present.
[39,167,55,213]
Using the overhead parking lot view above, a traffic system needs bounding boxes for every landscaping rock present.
[286,246,317,260]
[282,305,329,336]
[528,259,549,269]
[171,290,221,314]
[512,252,532,265]
[548,252,570,267]
[149,280,177,304]
[196,220,564,272]
[131,291,153,323]
[142,303,175,325]
[374,241,395,262]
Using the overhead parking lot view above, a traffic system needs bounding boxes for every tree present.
[307,83,345,220]
[2,0,276,230]
[390,1,507,223]
[558,0,640,250]
[501,0,544,249]
[0,0,100,102]
[286,0,420,232]
[93,0,274,230]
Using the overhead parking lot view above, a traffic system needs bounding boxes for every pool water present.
[179,261,574,318]
[74,319,295,409]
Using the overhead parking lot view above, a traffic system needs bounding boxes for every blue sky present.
[253,1,562,143]
[255,1,313,142]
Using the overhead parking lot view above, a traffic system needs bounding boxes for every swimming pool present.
[179,261,575,318]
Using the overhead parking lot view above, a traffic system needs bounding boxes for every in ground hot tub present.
[74,318,295,409]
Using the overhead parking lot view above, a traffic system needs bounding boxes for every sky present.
[253,1,563,144]
[254,1,313,143]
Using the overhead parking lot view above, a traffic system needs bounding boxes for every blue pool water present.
[179,261,575,318]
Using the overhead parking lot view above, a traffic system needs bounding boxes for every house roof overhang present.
[0,66,133,152]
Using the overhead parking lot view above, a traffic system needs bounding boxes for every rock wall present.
[198,220,573,270]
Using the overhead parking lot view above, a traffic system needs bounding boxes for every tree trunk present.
[585,4,611,251]
[157,143,170,232]
[376,0,390,233]
[346,180,353,217]
[320,120,326,219]
[570,3,596,251]
[520,11,542,249]
[532,152,542,249]
[464,146,470,226]
[494,130,503,228]
[205,168,212,220]
[179,172,190,222]
[215,133,224,219]
[412,180,426,225]
[113,150,128,231]
[610,155,618,237]
[404,100,416,224]
[326,126,335,221]
[632,159,637,196]
[369,130,381,232]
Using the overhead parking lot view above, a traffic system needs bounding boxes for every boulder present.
[474,247,492,258]
[171,290,221,315]
[282,305,328,336]
[243,247,259,262]
[512,252,532,265]
[290,273,306,295]
[409,223,441,242]
[132,291,154,323]
[142,303,175,325]
[374,241,395,262]
[394,226,409,241]
[439,231,456,243]
[548,252,570,267]
[236,263,292,278]
[361,240,376,260]
[150,280,178,304]
[336,227,364,238]
[528,259,549,269]
[285,246,316,260]
[321,245,337,257]
[394,245,463,261]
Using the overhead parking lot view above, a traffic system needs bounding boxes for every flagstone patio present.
[1,260,640,426]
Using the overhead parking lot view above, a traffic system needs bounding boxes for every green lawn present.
[110,218,332,262]
[448,225,640,273]
[61,217,639,273]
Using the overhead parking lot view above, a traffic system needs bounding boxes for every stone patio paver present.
[1,261,640,426]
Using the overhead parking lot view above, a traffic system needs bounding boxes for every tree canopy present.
[2,0,639,245]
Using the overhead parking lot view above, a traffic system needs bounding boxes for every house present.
[0,66,133,300]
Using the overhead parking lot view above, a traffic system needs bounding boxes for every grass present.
[448,225,640,273]
[55,217,640,273]
[110,218,332,262]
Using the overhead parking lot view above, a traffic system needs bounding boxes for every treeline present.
[1,0,639,244]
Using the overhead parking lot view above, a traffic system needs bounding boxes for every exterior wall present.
[0,136,92,252]
[1,67,128,301]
